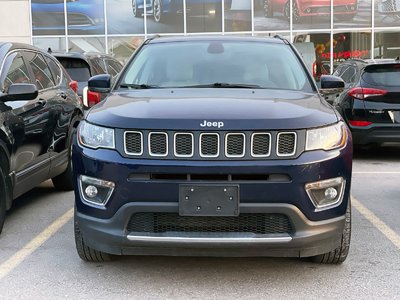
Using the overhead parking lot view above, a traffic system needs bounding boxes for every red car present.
[263,0,357,22]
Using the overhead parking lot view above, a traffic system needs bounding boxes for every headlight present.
[306,122,347,151]
[78,121,115,149]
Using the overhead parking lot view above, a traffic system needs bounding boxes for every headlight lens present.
[78,121,115,149]
[306,122,347,151]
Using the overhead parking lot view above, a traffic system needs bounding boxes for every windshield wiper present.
[119,83,160,89]
[183,83,262,89]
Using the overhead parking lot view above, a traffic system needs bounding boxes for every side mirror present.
[88,74,111,93]
[319,75,345,96]
[1,83,38,102]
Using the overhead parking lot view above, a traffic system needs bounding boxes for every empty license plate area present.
[179,185,239,216]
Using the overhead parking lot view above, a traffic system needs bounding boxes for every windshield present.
[119,40,314,92]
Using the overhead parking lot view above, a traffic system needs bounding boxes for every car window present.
[362,64,400,87]
[45,56,62,85]
[90,57,107,75]
[340,66,357,83]
[57,57,91,82]
[24,51,55,90]
[105,59,122,77]
[2,53,31,91]
[121,41,314,92]
[333,65,344,77]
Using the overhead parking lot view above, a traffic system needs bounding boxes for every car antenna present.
[144,34,161,45]
[273,35,289,45]
[47,47,52,54]
[395,56,400,61]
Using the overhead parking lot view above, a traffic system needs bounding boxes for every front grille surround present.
[199,133,220,158]
[225,133,246,158]
[276,132,297,157]
[148,132,168,157]
[251,133,272,157]
[124,131,143,156]
[174,133,194,157]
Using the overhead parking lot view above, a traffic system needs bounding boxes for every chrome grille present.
[225,133,245,157]
[251,133,271,157]
[200,133,219,157]
[277,132,296,156]
[125,131,143,155]
[174,133,194,157]
[123,130,299,159]
[127,213,293,235]
[149,132,168,156]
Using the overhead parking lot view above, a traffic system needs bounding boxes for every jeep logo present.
[200,120,224,128]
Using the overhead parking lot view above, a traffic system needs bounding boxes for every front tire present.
[132,0,143,18]
[264,0,273,18]
[285,1,301,23]
[74,207,111,262]
[311,201,351,264]
[153,0,162,23]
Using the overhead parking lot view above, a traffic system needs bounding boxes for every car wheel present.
[132,0,143,18]
[310,200,351,264]
[0,164,7,234]
[285,1,301,23]
[153,0,162,23]
[74,207,111,262]
[52,115,81,191]
[264,0,273,18]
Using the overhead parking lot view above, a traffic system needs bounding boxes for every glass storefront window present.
[292,0,331,30]
[146,0,184,34]
[225,0,251,32]
[68,37,106,53]
[186,0,222,32]
[374,31,400,59]
[333,0,371,28]
[67,0,105,35]
[375,0,400,27]
[33,37,67,53]
[253,0,290,31]
[31,0,66,36]
[108,37,144,64]
[107,0,145,34]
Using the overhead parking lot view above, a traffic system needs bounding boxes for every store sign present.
[321,50,369,59]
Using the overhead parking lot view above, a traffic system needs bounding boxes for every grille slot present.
[277,132,296,156]
[149,132,168,156]
[200,133,219,157]
[251,133,271,157]
[127,213,293,235]
[174,133,194,157]
[124,131,143,155]
[225,133,245,157]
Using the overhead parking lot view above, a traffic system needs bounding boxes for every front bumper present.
[76,202,345,257]
[351,125,400,145]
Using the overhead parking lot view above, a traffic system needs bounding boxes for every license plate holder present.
[179,184,239,217]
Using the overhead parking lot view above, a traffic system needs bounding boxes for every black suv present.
[52,52,123,108]
[73,36,352,264]
[333,58,400,146]
[0,42,83,233]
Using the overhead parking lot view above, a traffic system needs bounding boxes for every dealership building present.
[1,0,400,79]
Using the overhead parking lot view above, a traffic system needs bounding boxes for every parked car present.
[72,35,352,264]
[31,0,104,35]
[132,0,224,23]
[333,58,400,146]
[0,42,83,233]
[263,0,357,22]
[52,52,123,108]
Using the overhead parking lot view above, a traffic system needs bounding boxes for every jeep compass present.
[72,36,352,264]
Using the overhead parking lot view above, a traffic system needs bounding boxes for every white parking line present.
[0,208,73,280]
[352,197,400,250]
[353,171,400,174]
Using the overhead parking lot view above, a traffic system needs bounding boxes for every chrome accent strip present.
[124,131,143,156]
[276,132,297,157]
[251,132,272,158]
[174,132,194,158]
[127,234,292,244]
[199,132,220,158]
[148,132,168,157]
[225,133,246,158]
[15,157,52,178]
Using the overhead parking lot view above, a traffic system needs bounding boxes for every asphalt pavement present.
[0,146,399,299]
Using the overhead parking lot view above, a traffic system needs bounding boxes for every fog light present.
[85,185,98,198]
[305,177,345,211]
[79,175,115,207]
[324,187,338,200]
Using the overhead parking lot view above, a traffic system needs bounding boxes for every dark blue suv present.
[72,36,352,264]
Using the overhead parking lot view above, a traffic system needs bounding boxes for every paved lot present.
[0,146,399,299]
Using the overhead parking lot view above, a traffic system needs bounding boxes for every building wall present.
[0,0,31,44]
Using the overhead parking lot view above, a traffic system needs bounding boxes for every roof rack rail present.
[273,35,289,44]
[144,34,161,44]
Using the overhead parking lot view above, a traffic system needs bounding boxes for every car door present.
[0,50,52,197]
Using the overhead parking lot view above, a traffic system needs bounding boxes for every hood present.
[86,88,338,130]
